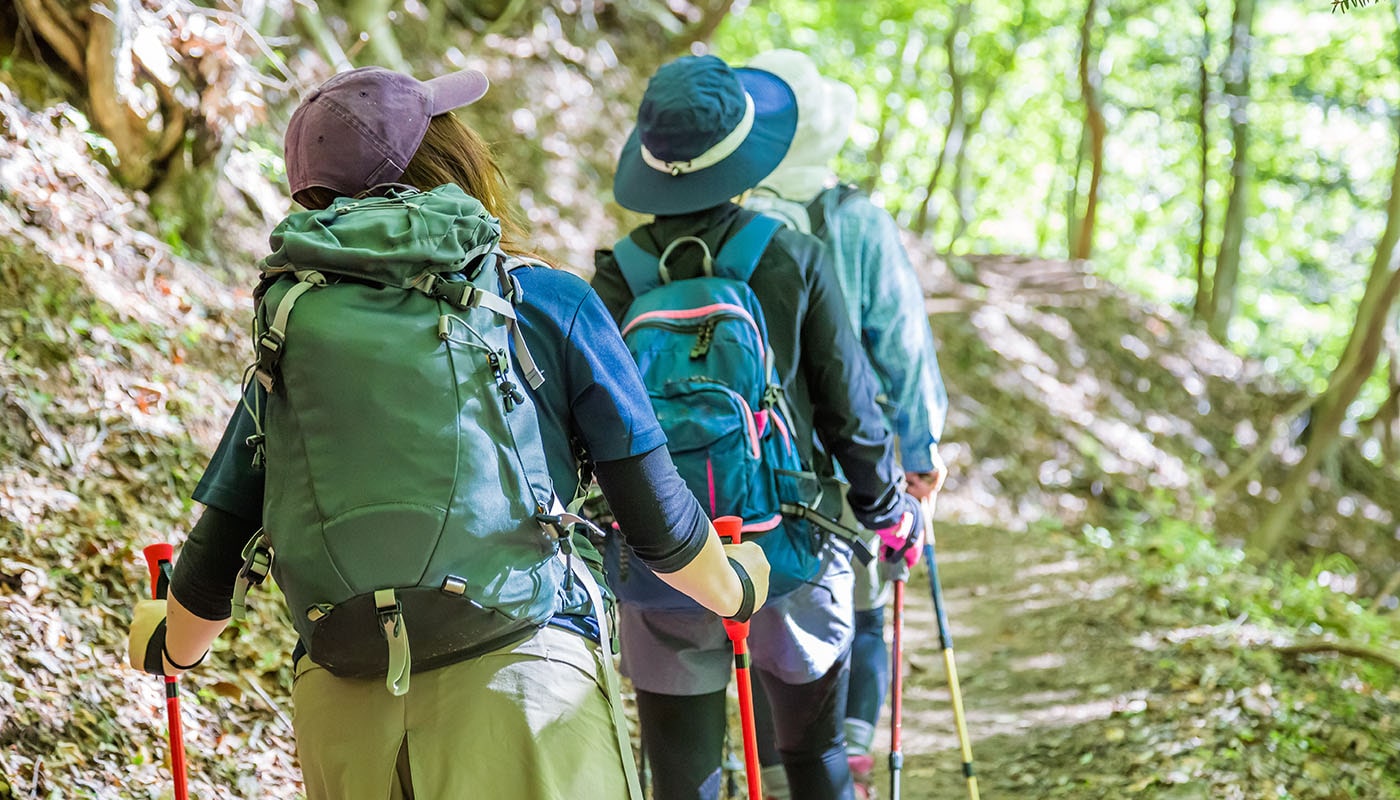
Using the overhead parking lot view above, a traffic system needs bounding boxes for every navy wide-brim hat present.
[614,55,798,216]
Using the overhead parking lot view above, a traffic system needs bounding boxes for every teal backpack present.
[604,214,868,609]
[232,186,577,695]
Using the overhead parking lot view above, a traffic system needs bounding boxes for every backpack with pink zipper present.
[608,213,829,605]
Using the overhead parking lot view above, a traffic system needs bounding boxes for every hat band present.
[641,93,755,177]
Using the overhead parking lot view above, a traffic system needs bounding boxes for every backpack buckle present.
[254,330,284,391]
[232,531,273,620]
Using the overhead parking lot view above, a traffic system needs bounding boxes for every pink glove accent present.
[875,511,923,568]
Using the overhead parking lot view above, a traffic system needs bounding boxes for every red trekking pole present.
[143,543,189,800]
[715,516,762,800]
[887,540,910,800]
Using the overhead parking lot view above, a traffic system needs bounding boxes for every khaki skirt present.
[291,624,637,800]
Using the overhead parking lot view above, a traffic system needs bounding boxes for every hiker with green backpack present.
[741,49,951,800]
[124,64,771,800]
[590,55,923,800]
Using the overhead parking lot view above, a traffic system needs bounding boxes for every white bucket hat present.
[746,49,857,201]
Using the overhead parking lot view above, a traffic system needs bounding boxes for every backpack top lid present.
[262,184,502,286]
[612,213,785,298]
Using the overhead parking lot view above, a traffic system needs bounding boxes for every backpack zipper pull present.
[690,319,717,359]
[488,350,526,411]
[245,433,266,469]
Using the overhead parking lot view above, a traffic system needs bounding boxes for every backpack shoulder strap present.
[612,234,663,296]
[714,214,784,283]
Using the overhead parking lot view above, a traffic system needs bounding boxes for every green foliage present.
[1332,0,1386,12]
[1078,503,1400,796]
[715,0,1399,413]
[1082,500,1399,652]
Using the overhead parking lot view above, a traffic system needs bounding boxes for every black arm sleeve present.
[593,445,710,574]
[169,505,260,621]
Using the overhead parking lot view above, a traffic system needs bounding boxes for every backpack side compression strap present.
[713,214,783,283]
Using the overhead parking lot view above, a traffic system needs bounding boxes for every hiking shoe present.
[848,753,876,800]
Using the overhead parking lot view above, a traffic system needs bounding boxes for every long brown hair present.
[295,113,535,257]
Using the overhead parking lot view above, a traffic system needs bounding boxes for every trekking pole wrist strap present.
[724,557,756,624]
[161,640,208,671]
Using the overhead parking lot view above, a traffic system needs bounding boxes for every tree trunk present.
[669,0,736,55]
[1206,0,1256,341]
[13,0,86,78]
[914,0,970,235]
[345,0,407,69]
[1071,0,1106,261]
[1194,0,1213,321]
[295,2,352,70]
[1251,124,1400,554]
[1365,316,1400,463]
[85,0,185,189]
[1066,116,1087,257]
[945,0,1030,251]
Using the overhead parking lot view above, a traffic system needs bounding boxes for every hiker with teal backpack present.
[742,50,951,800]
[123,65,771,800]
[590,55,923,800]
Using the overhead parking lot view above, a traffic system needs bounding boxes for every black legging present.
[636,653,854,800]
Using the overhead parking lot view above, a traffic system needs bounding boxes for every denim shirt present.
[815,187,948,472]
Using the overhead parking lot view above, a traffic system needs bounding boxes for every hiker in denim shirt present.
[744,49,950,799]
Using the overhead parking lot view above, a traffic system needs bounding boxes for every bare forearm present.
[653,527,744,617]
[164,591,229,670]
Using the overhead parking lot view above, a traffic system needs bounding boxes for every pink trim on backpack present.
[706,458,717,516]
[741,514,783,533]
[771,410,793,456]
[736,395,760,459]
[754,409,768,439]
[622,304,765,361]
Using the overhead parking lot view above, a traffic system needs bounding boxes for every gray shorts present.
[619,542,855,695]
[852,543,893,612]
[838,489,890,613]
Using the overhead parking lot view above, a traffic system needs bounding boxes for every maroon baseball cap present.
[285,66,490,202]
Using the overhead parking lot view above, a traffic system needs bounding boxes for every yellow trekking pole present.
[920,495,979,800]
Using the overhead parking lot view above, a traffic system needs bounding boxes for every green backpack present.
[234,185,570,695]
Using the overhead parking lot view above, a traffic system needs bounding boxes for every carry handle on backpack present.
[143,543,189,800]
[612,214,784,297]
[716,516,762,800]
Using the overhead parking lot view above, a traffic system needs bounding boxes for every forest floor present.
[865,517,1399,800]
[3,12,1399,798]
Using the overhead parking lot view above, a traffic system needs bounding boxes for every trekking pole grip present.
[714,516,751,639]
[714,515,762,800]
[142,542,189,800]
[144,543,174,601]
[715,515,742,546]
